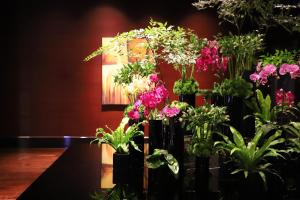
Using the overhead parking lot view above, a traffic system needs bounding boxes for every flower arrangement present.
[195,40,229,79]
[250,49,300,86]
[126,73,169,120]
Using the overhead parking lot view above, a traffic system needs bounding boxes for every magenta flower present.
[149,73,159,83]
[128,110,140,120]
[195,40,227,74]
[162,106,180,117]
[275,89,295,106]
[279,64,300,79]
[154,85,169,101]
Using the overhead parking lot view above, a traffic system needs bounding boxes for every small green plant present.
[217,33,264,79]
[212,77,253,98]
[146,149,179,177]
[91,117,144,154]
[215,126,286,188]
[113,62,156,86]
[260,49,299,67]
[181,104,229,157]
[173,78,199,95]
[283,122,300,154]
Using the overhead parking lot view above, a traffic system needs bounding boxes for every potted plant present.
[181,104,229,193]
[215,126,287,200]
[249,49,300,103]
[91,117,144,184]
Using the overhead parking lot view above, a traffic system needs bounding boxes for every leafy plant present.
[217,33,264,79]
[192,0,300,34]
[146,149,179,177]
[173,78,199,95]
[282,122,300,154]
[91,117,144,154]
[181,104,229,157]
[91,184,138,200]
[212,77,254,98]
[260,49,299,67]
[113,62,156,86]
[246,89,299,129]
[215,126,286,188]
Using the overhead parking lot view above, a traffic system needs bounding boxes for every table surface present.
[17,143,299,200]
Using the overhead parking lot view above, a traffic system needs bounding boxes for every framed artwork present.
[101,37,151,105]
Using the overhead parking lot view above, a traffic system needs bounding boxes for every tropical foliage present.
[146,149,179,177]
[91,117,144,154]
[215,126,286,188]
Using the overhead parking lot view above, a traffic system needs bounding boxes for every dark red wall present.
[2,0,219,136]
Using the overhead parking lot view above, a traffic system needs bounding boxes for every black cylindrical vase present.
[212,95,254,137]
[128,119,144,168]
[113,153,130,184]
[179,93,196,107]
[195,156,210,194]
[148,120,163,154]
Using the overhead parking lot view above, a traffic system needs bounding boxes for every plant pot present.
[195,156,210,194]
[211,95,254,137]
[113,153,131,184]
[148,120,163,154]
[128,119,144,168]
[237,173,266,200]
[179,93,196,107]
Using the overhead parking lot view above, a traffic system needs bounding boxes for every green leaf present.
[230,126,245,148]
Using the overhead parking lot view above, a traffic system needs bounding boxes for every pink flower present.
[258,64,277,85]
[285,91,295,106]
[154,85,169,101]
[195,40,228,74]
[291,69,300,79]
[128,110,140,120]
[134,99,142,108]
[250,73,260,82]
[275,89,295,106]
[162,106,180,117]
[279,64,300,79]
[149,74,159,83]
[256,62,262,71]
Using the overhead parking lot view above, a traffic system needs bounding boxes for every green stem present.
[190,65,194,79]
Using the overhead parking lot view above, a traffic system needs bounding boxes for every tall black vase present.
[128,119,144,194]
[128,119,144,168]
[148,120,163,154]
[113,153,131,184]
[195,156,210,194]
[212,95,254,137]
[179,93,196,107]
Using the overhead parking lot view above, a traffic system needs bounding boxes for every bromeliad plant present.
[215,126,286,188]
[92,117,144,154]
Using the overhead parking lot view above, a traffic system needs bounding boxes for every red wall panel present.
[6,2,219,136]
